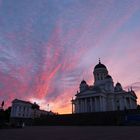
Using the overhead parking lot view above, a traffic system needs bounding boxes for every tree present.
[1,101,4,108]
[137,105,140,110]
[4,107,11,121]
[32,102,39,118]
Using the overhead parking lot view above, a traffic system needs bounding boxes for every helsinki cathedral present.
[72,59,137,113]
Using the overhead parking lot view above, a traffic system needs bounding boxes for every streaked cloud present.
[0,0,140,113]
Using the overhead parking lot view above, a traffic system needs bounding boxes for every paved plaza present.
[0,126,140,140]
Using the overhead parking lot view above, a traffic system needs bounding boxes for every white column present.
[99,96,101,112]
[85,98,87,112]
[75,101,77,113]
[90,97,93,112]
[100,96,102,111]
[120,97,123,110]
[16,105,18,117]
[80,99,82,113]
[72,102,74,114]
[93,97,95,112]
[81,99,83,112]
[124,98,127,109]
[83,99,85,112]
[81,99,83,113]
[102,97,105,111]
[12,105,15,117]
[131,98,134,109]
[129,97,132,109]
[79,99,81,113]
[76,100,79,113]
[111,98,114,111]
[95,97,97,112]
[132,99,135,108]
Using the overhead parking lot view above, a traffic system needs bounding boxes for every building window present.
[16,106,19,112]
[23,106,26,111]
[117,106,120,110]
[19,106,21,111]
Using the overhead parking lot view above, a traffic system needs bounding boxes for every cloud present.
[0,0,140,113]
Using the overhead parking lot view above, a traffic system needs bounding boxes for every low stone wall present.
[34,109,140,126]
[9,110,140,126]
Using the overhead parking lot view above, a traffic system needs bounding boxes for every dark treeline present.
[0,107,11,128]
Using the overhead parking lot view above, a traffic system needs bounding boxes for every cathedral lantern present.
[93,59,108,85]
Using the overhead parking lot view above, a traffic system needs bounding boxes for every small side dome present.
[116,82,121,86]
[80,80,88,92]
[81,80,87,84]
[105,75,112,79]
[115,82,123,92]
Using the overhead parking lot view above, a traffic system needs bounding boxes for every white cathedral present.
[72,60,137,113]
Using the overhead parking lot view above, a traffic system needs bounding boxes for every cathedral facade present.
[72,60,137,113]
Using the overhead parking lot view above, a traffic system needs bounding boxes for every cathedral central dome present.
[93,59,108,84]
[94,61,107,70]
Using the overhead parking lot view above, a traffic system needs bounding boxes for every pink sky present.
[0,0,140,114]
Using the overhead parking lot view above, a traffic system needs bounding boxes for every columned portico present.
[72,60,137,114]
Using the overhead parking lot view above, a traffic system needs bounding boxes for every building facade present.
[10,99,51,119]
[72,60,137,113]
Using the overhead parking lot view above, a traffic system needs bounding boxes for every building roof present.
[94,60,107,70]
[12,99,32,104]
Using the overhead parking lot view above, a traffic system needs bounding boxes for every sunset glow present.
[0,0,140,114]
